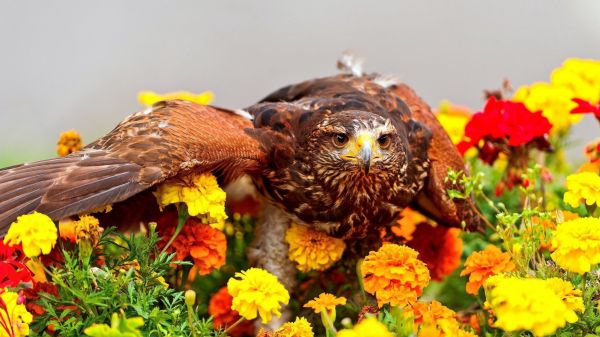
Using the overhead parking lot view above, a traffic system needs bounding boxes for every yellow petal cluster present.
[484,277,581,336]
[361,243,430,307]
[410,301,476,337]
[545,278,585,314]
[563,172,600,208]
[4,212,57,258]
[56,130,83,157]
[0,290,33,337]
[227,268,290,324]
[154,173,227,229]
[435,100,472,145]
[513,58,600,132]
[74,215,103,246]
[303,293,346,315]
[274,317,314,337]
[551,217,600,273]
[336,317,393,337]
[138,90,214,106]
[285,223,345,272]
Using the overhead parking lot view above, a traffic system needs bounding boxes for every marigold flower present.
[407,224,463,281]
[154,173,227,229]
[435,100,472,145]
[563,172,600,208]
[336,317,393,337]
[73,215,103,246]
[545,278,584,314]
[303,293,346,315]
[0,289,33,337]
[285,223,345,272]
[274,317,314,337]
[56,130,83,157]
[138,90,214,106]
[0,242,32,288]
[390,208,431,241]
[484,277,579,336]
[460,245,515,295]
[4,212,57,258]
[227,268,290,323]
[551,217,600,273]
[361,243,430,307]
[208,287,254,337]
[161,218,227,275]
[409,300,456,326]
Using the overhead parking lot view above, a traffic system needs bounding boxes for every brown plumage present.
[0,73,480,239]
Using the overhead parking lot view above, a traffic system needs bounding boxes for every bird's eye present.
[378,134,391,149]
[332,133,349,148]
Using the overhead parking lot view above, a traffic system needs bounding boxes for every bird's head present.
[307,110,408,178]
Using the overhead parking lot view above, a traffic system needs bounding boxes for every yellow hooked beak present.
[343,133,378,174]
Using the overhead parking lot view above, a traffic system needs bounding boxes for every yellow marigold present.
[435,100,472,145]
[460,245,515,295]
[336,317,393,337]
[0,289,33,337]
[138,90,214,106]
[4,212,57,258]
[227,268,290,323]
[56,130,83,157]
[361,243,430,307]
[513,58,600,133]
[274,317,314,337]
[551,217,600,273]
[563,172,600,208]
[154,173,227,229]
[303,293,346,315]
[484,277,578,336]
[285,223,345,272]
[74,215,103,246]
[545,278,584,315]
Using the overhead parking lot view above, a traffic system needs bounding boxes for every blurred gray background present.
[1,1,599,166]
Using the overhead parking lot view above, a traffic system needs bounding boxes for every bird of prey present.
[0,68,480,294]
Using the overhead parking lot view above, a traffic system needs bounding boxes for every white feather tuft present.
[337,51,364,77]
[233,109,253,121]
[373,74,401,88]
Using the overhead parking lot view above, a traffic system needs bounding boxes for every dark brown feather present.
[0,101,266,234]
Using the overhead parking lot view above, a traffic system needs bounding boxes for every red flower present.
[0,241,32,287]
[208,287,254,337]
[571,98,600,118]
[22,282,59,316]
[458,97,552,154]
[407,224,463,281]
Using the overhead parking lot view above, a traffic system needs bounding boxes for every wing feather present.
[0,100,265,235]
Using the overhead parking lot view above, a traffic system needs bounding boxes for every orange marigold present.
[460,245,515,295]
[407,224,463,281]
[303,293,347,315]
[56,130,83,157]
[409,300,457,326]
[361,243,430,307]
[161,217,226,275]
[390,208,431,241]
[208,287,254,337]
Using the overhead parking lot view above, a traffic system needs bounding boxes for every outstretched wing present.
[0,100,265,235]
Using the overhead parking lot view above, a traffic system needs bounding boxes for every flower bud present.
[185,290,196,306]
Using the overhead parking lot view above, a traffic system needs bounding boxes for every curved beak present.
[358,141,372,175]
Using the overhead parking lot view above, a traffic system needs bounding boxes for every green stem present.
[321,310,337,336]
[224,317,245,334]
[186,304,197,337]
[356,259,367,304]
[160,205,188,255]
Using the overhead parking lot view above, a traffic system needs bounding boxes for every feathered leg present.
[247,201,296,330]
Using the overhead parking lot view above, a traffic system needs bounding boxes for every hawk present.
[0,69,480,293]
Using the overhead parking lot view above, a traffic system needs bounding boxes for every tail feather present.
[0,150,151,236]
